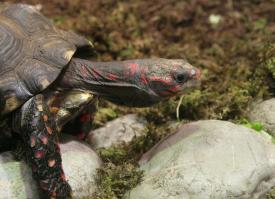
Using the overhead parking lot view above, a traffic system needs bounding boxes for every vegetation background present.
[3,0,275,198]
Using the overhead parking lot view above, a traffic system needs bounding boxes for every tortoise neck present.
[58,58,143,94]
[57,58,160,107]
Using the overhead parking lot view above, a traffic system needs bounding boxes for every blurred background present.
[2,0,275,198]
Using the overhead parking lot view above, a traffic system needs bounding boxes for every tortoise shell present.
[0,4,91,115]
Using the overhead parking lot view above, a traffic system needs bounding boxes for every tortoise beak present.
[179,68,201,93]
[190,68,201,80]
[195,69,201,79]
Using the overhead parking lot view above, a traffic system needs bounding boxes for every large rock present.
[0,137,102,199]
[88,114,147,149]
[249,98,275,136]
[125,120,275,199]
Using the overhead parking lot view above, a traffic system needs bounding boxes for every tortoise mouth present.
[180,79,201,93]
[192,68,201,80]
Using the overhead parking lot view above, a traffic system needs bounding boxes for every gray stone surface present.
[88,114,147,149]
[125,120,275,199]
[0,138,102,199]
[249,98,275,136]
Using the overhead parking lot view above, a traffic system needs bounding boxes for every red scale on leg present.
[43,114,48,122]
[35,150,45,158]
[80,113,91,123]
[30,136,36,147]
[40,135,48,145]
[55,142,61,154]
[48,158,56,167]
[46,126,53,134]
[60,171,66,181]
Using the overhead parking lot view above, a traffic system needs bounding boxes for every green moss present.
[266,57,275,78]
[239,119,264,132]
[93,163,143,199]
[93,107,118,128]
[92,122,173,198]
[264,43,275,79]
[266,187,275,199]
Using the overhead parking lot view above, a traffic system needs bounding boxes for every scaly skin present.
[16,94,71,198]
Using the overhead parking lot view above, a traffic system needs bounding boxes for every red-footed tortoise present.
[0,4,200,199]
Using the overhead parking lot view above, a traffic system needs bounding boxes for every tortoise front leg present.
[62,104,96,140]
[13,94,72,199]
[46,90,95,140]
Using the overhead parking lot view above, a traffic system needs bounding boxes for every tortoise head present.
[96,58,201,107]
[139,58,200,98]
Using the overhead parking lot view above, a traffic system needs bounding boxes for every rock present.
[0,137,102,199]
[125,120,275,199]
[249,98,275,136]
[88,114,147,149]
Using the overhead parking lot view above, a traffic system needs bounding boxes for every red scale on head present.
[128,63,139,76]
[160,91,172,96]
[140,69,148,85]
[160,85,181,96]
[168,84,181,93]
[150,76,173,86]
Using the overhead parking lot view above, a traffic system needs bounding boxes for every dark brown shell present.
[0,4,92,114]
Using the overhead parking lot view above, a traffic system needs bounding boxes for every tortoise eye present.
[174,73,188,83]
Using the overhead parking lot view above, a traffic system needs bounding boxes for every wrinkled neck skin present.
[57,58,161,107]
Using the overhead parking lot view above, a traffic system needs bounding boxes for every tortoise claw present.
[41,179,72,199]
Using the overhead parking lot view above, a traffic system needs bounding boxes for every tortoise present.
[0,3,201,199]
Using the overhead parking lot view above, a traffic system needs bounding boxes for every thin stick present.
[176,95,184,121]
